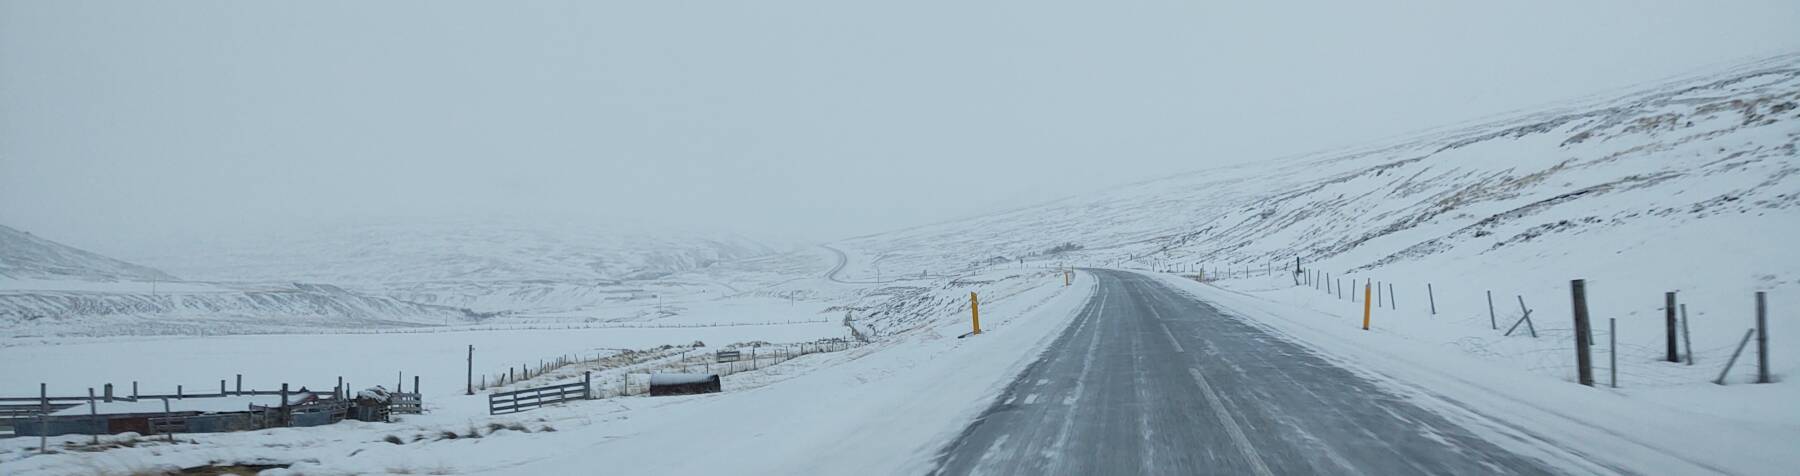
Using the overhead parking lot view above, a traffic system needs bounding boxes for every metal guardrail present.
[489,372,591,415]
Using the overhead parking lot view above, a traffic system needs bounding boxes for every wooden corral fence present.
[0,400,81,431]
[489,372,591,415]
[0,374,437,442]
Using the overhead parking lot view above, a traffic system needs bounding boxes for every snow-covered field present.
[0,268,1088,476]
[0,322,847,399]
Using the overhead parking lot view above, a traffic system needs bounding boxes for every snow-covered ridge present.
[0,228,483,336]
[837,53,1800,280]
[0,280,477,337]
[1,218,786,334]
[0,224,176,282]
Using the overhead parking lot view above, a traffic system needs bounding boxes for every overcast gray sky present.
[4,0,1798,254]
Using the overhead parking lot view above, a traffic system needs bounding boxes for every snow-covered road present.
[932,269,1557,475]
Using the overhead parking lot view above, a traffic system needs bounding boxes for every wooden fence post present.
[413,376,420,396]
[1427,283,1437,315]
[1717,329,1756,385]
[87,388,99,445]
[104,383,113,402]
[1757,291,1770,384]
[1571,280,1594,386]
[1487,290,1497,330]
[1610,318,1618,388]
[467,345,475,396]
[583,371,593,400]
[39,383,47,454]
[162,398,174,442]
[1665,292,1680,362]
[1388,283,1396,310]
[279,383,289,427]
[1681,304,1694,365]
[1518,296,1537,338]
[236,374,243,395]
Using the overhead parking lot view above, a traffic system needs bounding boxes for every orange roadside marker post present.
[970,292,982,335]
[1362,283,1373,330]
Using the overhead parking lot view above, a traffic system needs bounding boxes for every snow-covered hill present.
[0,225,177,282]
[0,218,809,335]
[0,281,479,336]
[0,228,478,336]
[838,53,1800,288]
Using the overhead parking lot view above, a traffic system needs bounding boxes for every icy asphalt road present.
[931,269,1557,475]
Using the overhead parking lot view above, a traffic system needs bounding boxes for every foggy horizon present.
[6,0,1799,258]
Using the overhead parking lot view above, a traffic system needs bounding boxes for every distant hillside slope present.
[0,225,478,336]
[0,224,177,282]
[125,219,776,285]
[839,53,1800,285]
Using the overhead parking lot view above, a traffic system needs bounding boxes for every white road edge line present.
[1188,367,1276,476]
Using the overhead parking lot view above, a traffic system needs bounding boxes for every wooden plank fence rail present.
[489,372,591,415]
[390,392,423,414]
[148,415,187,435]
[0,403,80,429]
[0,388,325,403]
[0,385,343,429]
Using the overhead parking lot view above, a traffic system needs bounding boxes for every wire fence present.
[1189,263,1776,388]
[476,338,861,401]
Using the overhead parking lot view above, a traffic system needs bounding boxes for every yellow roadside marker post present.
[1362,283,1373,330]
[971,292,982,335]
